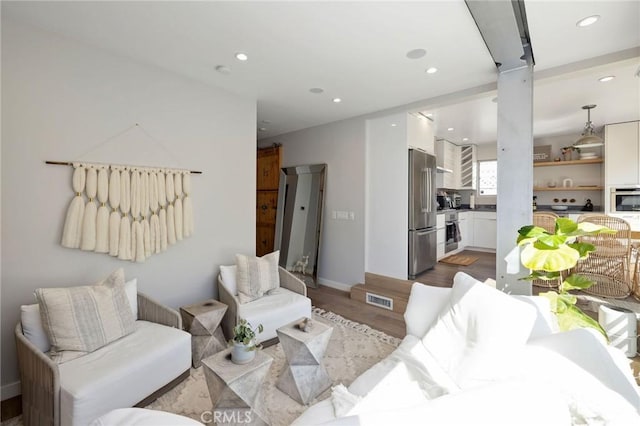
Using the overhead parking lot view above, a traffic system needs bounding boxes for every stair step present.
[349,273,414,314]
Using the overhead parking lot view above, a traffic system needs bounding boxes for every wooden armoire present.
[256,145,282,256]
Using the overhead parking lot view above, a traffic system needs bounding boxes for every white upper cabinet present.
[605,121,640,186]
[407,113,435,155]
[436,139,459,189]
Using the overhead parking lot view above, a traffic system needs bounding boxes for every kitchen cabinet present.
[436,139,459,189]
[407,113,435,155]
[605,121,640,186]
[436,214,446,260]
[458,145,477,189]
[458,211,473,248]
[472,211,496,250]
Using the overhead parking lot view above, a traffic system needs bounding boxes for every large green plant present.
[517,217,615,338]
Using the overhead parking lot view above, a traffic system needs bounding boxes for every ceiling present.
[4,1,639,144]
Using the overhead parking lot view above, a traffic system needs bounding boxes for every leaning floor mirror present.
[274,164,326,288]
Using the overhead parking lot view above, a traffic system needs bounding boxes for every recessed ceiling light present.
[462,137,469,142]
[258,127,267,132]
[332,98,342,103]
[309,88,324,94]
[235,52,248,61]
[447,127,454,131]
[576,15,600,27]
[391,123,397,127]
[215,65,231,75]
[598,75,615,82]
[425,67,438,74]
[406,48,427,59]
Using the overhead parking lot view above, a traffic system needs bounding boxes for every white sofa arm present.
[403,283,451,338]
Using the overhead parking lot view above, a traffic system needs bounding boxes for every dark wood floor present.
[308,250,496,339]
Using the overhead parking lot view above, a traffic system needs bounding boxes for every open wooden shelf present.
[534,158,603,167]
[534,186,603,191]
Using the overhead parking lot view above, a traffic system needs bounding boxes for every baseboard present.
[317,277,352,292]
[1,381,21,401]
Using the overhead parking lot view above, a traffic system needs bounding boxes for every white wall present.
[1,20,256,397]
[260,119,366,290]
[365,113,408,279]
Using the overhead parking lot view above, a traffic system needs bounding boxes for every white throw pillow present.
[421,272,536,389]
[219,265,238,296]
[20,278,136,353]
[404,283,451,338]
[20,304,51,353]
[35,268,136,363]
[236,251,280,304]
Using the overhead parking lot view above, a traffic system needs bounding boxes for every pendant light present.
[573,104,604,148]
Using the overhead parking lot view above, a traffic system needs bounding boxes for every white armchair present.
[218,266,312,342]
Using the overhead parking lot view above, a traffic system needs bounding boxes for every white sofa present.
[294,272,640,425]
[218,266,312,342]
[16,283,191,426]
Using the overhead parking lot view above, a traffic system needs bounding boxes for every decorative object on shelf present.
[561,146,579,161]
[517,217,613,337]
[230,318,263,365]
[573,104,604,148]
[533,145,552,162]
[582,199,594,211]
[563,178,573,188]
[551,205,568,211]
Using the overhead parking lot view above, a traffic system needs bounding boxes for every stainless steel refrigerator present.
[408,149,437,279]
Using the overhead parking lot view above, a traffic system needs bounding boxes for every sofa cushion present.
[237,287,311,341]
[59,320,191,426]
[219,265,238,296]
[421,272,536,389]
[35,269,136,363]
[404,283,451,338]
[236,251,280,304]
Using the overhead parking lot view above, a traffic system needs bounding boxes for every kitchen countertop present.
[436,206,605,215]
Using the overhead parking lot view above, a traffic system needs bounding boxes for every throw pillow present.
[20,304,51,353]
[421,272,536,389]
[35,268,136,363]
[236,251,280,304]
[219,265,238,296]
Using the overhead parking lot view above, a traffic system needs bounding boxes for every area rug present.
[145,308,401,425]
[439,254,479,266]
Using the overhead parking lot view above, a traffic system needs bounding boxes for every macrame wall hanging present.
[49,123,200,263]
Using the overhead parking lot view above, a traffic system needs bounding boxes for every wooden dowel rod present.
[45,160,202,174]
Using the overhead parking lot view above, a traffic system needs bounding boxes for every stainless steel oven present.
[444,211,459,253]
[610,187,640,213]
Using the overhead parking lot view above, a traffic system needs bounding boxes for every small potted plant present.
[230,319,263,365]
[516,217,614,338]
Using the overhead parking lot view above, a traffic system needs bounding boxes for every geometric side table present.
[180,299,228,368]
[202,348,273,425]
[276,318,333,405]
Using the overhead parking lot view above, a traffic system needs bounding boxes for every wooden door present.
[256,146,282,256]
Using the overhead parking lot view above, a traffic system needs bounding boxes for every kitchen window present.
[478,160,497,195]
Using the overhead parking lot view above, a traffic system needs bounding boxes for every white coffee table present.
[276,318,333,405]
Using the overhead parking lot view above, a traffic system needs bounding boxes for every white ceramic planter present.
[231,341,256,364]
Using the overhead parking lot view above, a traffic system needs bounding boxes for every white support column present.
[496,64,533,294]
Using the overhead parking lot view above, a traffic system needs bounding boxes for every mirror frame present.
[274,164,326,288]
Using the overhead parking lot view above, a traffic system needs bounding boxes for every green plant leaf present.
[557,292,577,305]
[521,243,580,272]
[532,234,568,250]
[576,222,617,236]
[517,225,549,245]
[539,291,559,313]
[557,304,608,340]
[561,274,594,291]
[556,218,578,235]
[567,242,596,258]
[520,271,561,281]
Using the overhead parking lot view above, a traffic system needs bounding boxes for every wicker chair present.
[532,212,561,289]
[573,214,634,298]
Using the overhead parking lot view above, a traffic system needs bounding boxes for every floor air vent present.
[365,292,393,310]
